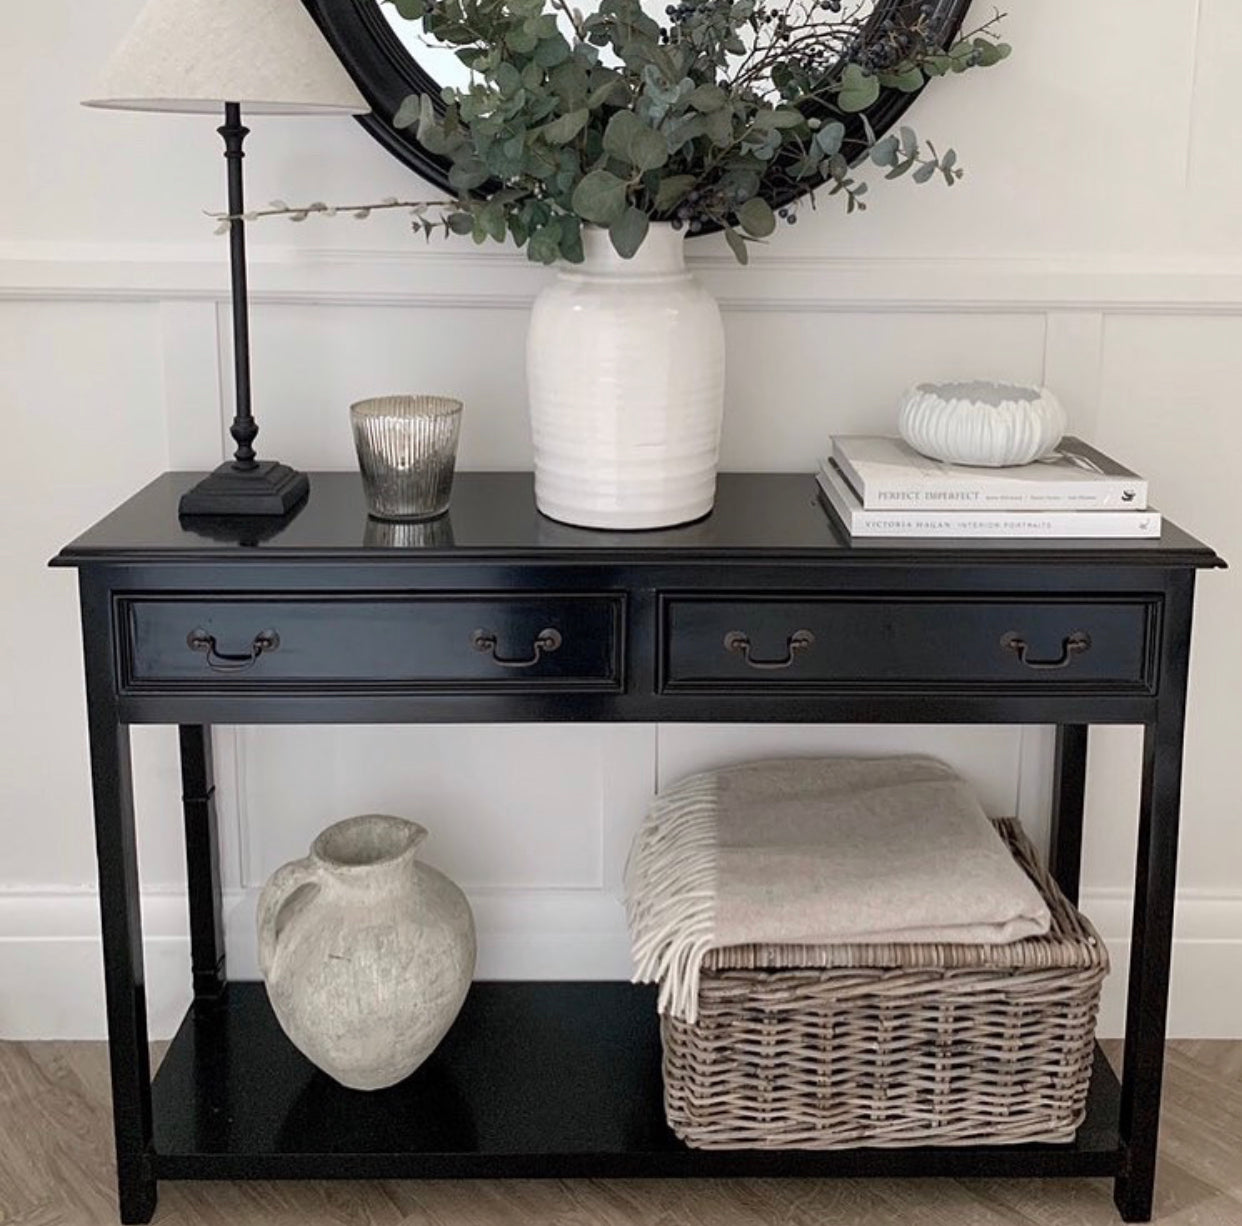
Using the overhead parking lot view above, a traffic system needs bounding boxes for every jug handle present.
[257,857,324,981]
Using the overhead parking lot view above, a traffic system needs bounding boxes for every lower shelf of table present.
[151,981,1124,1181]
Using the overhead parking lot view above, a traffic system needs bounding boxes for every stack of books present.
[817,436,1159,539]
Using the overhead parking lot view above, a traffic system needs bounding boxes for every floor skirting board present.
[2,886,1241,1039]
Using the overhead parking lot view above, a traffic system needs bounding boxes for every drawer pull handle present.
[187,628,280,673]
[724,629,815,671]
[471,627,563,669]
[1001,630,1092,671]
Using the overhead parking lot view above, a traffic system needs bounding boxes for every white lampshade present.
[83,0,369,115]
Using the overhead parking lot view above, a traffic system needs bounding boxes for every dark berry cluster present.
[852,15,934,71]
[665,182,755,232]
[669,188,703,232]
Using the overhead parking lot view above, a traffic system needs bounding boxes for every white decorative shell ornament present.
[898,381,1068,468]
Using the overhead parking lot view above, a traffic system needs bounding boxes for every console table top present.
[54,471,1222,568]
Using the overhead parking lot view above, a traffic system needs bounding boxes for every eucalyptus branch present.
[206,197,465,236]
[549,0,587,40]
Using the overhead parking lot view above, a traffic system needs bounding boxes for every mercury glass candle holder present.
[350,396,463,521]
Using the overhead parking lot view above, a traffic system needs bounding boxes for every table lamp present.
[84,0,369,516]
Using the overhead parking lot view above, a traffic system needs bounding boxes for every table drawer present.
[662,596,1157,690]
[120,594,623,690]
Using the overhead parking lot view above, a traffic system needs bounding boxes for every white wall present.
[2,0,1241,1039]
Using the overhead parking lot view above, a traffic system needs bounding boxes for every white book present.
[817,459,1162,539]
[830,435,1148,511]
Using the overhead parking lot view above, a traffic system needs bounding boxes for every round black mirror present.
[303,0,975,209]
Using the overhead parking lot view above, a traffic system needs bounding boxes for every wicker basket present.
[661,819,1108,1150]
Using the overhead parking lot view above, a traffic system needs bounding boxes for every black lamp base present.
[179,461,310,518]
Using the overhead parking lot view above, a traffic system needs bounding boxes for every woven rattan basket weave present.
[661,819,1108,1150]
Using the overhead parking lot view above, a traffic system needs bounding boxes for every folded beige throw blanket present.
[625,756,1052,1022]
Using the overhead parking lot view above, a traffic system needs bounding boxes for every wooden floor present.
[1,1041,1240,1225]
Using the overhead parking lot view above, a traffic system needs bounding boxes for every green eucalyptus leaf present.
[663,112,706,154]
[879,66,924,93]
[654,173,696,212]
[492,62,524,98]
[550,60,590,108]
[541,108,590,144]
[528,233,560,263]
[559,215,585,262]
[449,156,491,192]
[719,168,760,199]
[479,202,508,241]
[837,64,880,113]
[913,160,938,184]
[571,168,630,224]
[390,0,426,17]
[505,25,539,53]
[446,212,476,236]
[609,205,650,258]
[723,225,749,266]
[416,97,452,155]
[870,135,900,167]
[434,22,478,45]
[814,120,845,156]
[686,83,728,113]
[737,197,775,238]
[703,105,734,146]
[528,216,564,263]
[535,34,572,68]
[602,110,668,171]
[394,94,422,130]
[972,39,1011,67]
[588,76,626,108]
[751,108,804,130]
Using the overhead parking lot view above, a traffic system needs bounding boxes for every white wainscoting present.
[3,244,1241,1039]
[5,883,1242,1041]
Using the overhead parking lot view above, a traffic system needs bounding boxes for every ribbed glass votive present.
[350,396,463,521]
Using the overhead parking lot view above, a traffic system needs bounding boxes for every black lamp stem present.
[221,102,258,470]
[177,103,309,517]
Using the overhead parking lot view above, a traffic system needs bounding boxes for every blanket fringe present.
[624,773,719,1023]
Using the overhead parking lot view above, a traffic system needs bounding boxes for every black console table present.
[53,472,1222,1224]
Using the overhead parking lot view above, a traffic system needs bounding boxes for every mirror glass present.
[381,0,883,96]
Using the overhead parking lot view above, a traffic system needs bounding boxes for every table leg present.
[179,726,227,1001]
[1050,724,1088,905]
[87,712,157,1224]
[1114,578,1195,1222]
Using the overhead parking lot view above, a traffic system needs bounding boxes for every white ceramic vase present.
[258,814,476,1091]
[898,381,1067,468]
[527,222,726,529]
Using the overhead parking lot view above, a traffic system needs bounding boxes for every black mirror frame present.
[303,0,973,220]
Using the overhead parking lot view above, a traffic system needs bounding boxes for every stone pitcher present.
[258,814,476,1091]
